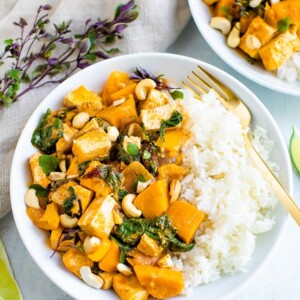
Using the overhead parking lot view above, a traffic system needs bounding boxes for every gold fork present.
[184,65,300,226]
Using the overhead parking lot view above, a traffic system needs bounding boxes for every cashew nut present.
[270,0,279,3]
[107,126,119,142]
[227,22,241,48]
[122,194,142,218]
[24,189,40,209]
[80,266,103,289]
[48,172,66,181]
[249,0,262,7]
[136,180,153,193]
[158,254,174,268]
[169,179,181,203]
[59,159,67,173]
[135,79,157,100]
[112,98,126,106]
[72,112,90,129]
[210,17,232,35]
[117,263,133,276]
[59,214,78,228]
[83,236,101,254]
[245,34,261,50]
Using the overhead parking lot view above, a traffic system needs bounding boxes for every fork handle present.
[245,135,300,225]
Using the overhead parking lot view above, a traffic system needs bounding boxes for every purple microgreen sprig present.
[129,66,180,93]
[0,1,138,107]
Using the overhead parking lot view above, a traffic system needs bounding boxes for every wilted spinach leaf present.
[39,155,60,175]
[63,186,77,214]
[29,184,49,197]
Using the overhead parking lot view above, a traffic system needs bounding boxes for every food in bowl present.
[203,0,300,82]
[24,67,278,299]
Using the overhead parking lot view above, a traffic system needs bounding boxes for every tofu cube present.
[259,25,300,70]
[239,17,276,59]
[72,128,111,163]
[29,153,51,188]
[66,156,79,176]
[139,89,170,110]
[140,103,176,131]
[56,123,78,153]
[137,234,163,257]
[64,85,103,117]
[78,195,117,238]
[48,181,93,215]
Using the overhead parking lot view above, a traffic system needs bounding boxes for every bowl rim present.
[188,0,300,97]
[10,52,293,300]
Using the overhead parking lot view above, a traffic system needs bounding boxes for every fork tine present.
[181,82,202,100]
[196,66,230,101]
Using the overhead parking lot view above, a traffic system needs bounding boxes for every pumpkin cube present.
[214,0,235,18]
[29,153,51,188]
[137,234,163,257]
[167,200,205,244]
[72,128,111,163]
[113,273,149,300]
[239,17,276,59]
[86,238,111,262]
[98,239,120,273]
[66,156,79,176]
[259,25,300,70]
[26,207,44,227]
[80,161,112,196]
[158,164,188,182]
[96,96,138,131]
[140,103,177,131]
[134,265,184,299]
[156,130,185,154]
[64,85,103,116]
[50,225,75,251]
[110,83,137,102]
[63,247,93,278]
[134,180,169,219]
[38,202,60,231]
[78,195,117,238]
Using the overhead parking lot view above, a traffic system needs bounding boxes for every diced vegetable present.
[126,248,162,267]
[167,200,205,244]
[158,164,188,182]
[78,195,117,238]
[137,234,163,257]
[38,202,60,231]
[98,239,120,273]
[96,96,138,131]
[113,273,149,300]
[26,207,44,227]
[50,226,75,252]
[156,130,184,153]
[214,0,235,18]
[134,265,184,299]
[110,83,137,101]
[29,153,51,188]
[134,179,169,219]
[63,247,93,278]
[87,238,111,262]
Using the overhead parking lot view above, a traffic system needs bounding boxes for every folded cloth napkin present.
[0,0,190,219]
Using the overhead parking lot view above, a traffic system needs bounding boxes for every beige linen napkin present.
[0,0,190,219]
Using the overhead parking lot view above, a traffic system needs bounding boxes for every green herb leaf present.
[132,174,146,191]
[63,186,77,214]
[277,16,291,33]
[29,184,49,197]
[4,39,13,46]
[127,142,139,156]
[170,90,183,100]
[118,189,129,201]
[39,155,60,175]
[143,150,151,160]
[159,110,183,142]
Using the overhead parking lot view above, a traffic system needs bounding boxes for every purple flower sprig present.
[0,1,138,108]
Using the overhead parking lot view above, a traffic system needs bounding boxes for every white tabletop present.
[1,19,300,300]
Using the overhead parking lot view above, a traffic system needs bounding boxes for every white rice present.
[277,52,300,82]
[175,90,278,293]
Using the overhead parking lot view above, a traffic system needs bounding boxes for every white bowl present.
[188,0,300,96]
[10,53,292,300]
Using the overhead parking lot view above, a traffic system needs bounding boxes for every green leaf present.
[39,155,60,175]
[6,69,21,80]
[4,39,13,46]
[277,16,291,32]
[118,189,129,201]
[143,150,151,160]
[63,186,77,214]
[221,6,229,14]
[84,53,97,61]
[127,142,139,156]
[170,90,183,100]
[159,110,183,142]
[29,184,49,197]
